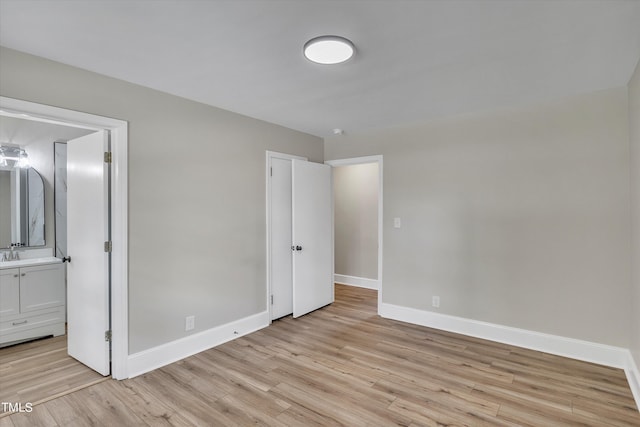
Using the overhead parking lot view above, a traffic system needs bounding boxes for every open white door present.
[292,159,333,317]
[67,130,110,376]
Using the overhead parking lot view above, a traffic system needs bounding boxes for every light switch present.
[394,217,401,228]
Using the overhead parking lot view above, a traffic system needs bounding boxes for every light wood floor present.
[0,335,108,411]
[1,285,639,426]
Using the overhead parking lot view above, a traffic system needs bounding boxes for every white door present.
[292,159,334,317]
[66,130,110,376]
[270,157,293,319]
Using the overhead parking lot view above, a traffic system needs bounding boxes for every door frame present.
[325,155,383,314]
[265,151,306,322]
[0,96,129,379]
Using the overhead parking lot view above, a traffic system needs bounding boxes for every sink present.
[0,257,62,269]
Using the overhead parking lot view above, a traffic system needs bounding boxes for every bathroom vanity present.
[0,161,67,347]
[0,256,65,347]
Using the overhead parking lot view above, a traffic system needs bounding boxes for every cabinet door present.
[19,264,65,313]
[0,269,20,317]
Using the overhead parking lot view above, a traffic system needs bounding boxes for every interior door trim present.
[325,155,384,315]
[0,96,129,379]
[265,151,307,323]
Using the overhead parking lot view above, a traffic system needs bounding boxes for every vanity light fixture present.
[304,35,355,64]
[0,145,30,168]
[16,152,30,168]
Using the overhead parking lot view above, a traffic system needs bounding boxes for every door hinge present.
[105,330,112,342]
[270,167,273,177]
[104,241,112,252]
[104,151,112,163]
[271,295,273,305]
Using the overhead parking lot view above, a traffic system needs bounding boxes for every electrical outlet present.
[394,217,401,228]
[185,315,195,331]
[432,296,440,308]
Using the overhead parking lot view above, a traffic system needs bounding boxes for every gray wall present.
[0,47,323,353]
[326,87,631,347]
[334,163,378,280]
[629,58,640,368]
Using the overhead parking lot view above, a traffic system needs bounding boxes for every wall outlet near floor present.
[185,315,195,331]
[432,296,440,308]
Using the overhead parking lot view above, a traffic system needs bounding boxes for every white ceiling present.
[1,0,639,138]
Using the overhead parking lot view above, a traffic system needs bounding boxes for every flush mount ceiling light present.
[304,36,355,65]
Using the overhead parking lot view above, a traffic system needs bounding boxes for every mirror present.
[0,167,45,248]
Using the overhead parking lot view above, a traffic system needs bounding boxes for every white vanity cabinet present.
[0,269,20,317]
[0,262,66,346]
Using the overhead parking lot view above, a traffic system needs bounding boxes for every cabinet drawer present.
[0,307,65,337]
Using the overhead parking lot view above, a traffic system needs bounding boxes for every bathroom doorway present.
[0,96,128,380]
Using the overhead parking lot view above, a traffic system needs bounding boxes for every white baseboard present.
[379,303,628,367]
[626,352,640,410]
[334,274,379,290]
[380,302,640,411]
[127,310,269,378]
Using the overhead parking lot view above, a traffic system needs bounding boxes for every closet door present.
[291,159,333,317]
[67,130,111,376]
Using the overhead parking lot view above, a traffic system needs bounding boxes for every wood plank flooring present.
[1,284,639,426]
[0,335,108,410]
